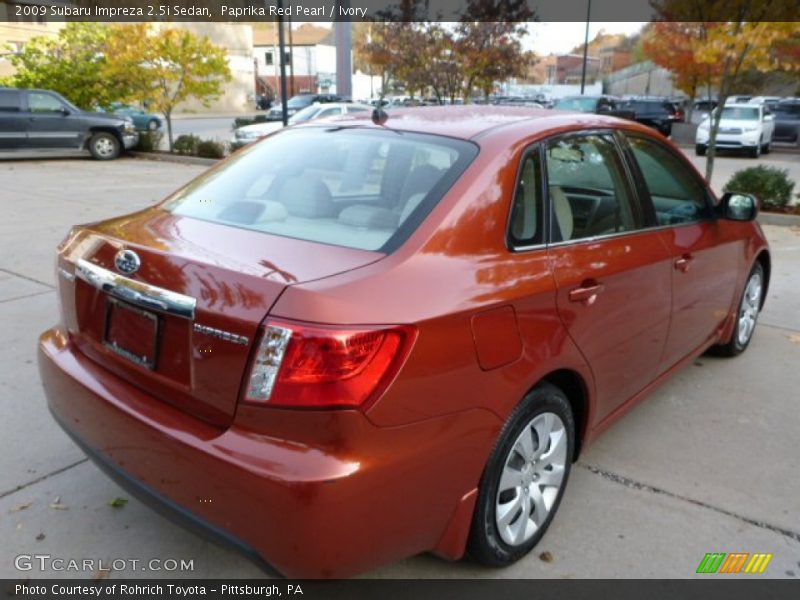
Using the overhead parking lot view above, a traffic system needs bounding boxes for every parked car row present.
[232,102,372,145]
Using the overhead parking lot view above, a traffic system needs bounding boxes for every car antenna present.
[372,90,389,126]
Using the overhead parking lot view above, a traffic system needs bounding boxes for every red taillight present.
[244,319,415,409]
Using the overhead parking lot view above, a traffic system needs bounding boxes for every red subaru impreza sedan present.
[39,106,769,577]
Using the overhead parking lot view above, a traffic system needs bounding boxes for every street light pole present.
[275,0,289,126]
[580,0,592,95]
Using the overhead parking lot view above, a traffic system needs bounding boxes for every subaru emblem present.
[114,249,141,275]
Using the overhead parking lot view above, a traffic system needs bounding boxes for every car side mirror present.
[59,107,70,116]
[764,114,774,122]
[720,192,758,221]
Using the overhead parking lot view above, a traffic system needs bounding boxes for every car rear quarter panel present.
[271,127,596,434]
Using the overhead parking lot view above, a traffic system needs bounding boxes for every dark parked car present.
[107,103,161,132]
[552,95,635,120]
[619,98,684,136]
[255,93,272,110]
[266,93,341,121]
[40,106,769,578]
[773,100,800,145]
[0,87,137,159]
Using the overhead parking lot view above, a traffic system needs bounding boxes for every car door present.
[23,90,84,149]
[621,133,741,371]
[762,106,775,141]
[546,132,673,421]
[773,104,800,143]
[0,89,26,150]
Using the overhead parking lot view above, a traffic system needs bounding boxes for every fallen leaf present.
[93,568,111,580]
[788,335,800,344]
[35,533,45,541]
[49,502,69,511]
[9,502,32,513]
[108,497,128,509]
[539,551,554,563]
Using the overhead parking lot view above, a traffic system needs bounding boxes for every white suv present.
[696,103,775,158]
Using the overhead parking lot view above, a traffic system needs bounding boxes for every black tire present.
[147,119,159,131]
[711,262,764,357]
[762,139,771,154]
[695,144,706,156]
[468,382,575,567]
[748,143,761,159]
[88,132,121,160]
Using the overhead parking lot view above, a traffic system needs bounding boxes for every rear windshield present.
[163,127,478,252]
[553,97,597,112]
[720,107,759,120]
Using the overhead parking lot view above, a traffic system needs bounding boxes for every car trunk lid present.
[56,208,383,428]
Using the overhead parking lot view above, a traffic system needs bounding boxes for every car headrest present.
[550,185,573,241]
[339,205,400,230]
[400,165,445,204]
[278,177,336,218]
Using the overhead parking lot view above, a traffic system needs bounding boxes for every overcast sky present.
[526,22,646,55]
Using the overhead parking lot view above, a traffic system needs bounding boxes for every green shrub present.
[723,166,796,209]
[173,134,201,156]
[135,130,163,153]
[228,140,248,153]
[233,115,267,129]
[196,139,225,159]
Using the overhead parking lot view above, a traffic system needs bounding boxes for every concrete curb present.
[758,211,800,227]
[129,151,219,167]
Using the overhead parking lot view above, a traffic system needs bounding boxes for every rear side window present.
[0,90,20,111]
[545,134,642,242]
[164,128,477,252]
[625,135,712,225]
[508,149,543,247]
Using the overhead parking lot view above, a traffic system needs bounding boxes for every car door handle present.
[674,254,694,273]
[568,281,605,305]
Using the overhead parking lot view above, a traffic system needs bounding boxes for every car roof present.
[724,103,760,108]
[297,105,655,142]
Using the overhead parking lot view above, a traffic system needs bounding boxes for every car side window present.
[317,107,342,118]
[625,135,712,226]
[545,134,641,242]
[508,149,544,247]
[28,92,65,113]
[0,90,20,112]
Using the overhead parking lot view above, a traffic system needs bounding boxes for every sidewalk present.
[170,111,261,120]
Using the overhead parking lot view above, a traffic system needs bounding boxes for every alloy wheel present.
[495,411,567,546]
[94,137,116,158]
[737,270,762,347]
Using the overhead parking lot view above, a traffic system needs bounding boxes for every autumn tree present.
[6,23,122,110]
[457,0,535,100]
[105,24,231,152]
[652,0,799,179]
[641,22,722,123]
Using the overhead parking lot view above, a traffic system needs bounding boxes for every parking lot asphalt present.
[0,155,798,579]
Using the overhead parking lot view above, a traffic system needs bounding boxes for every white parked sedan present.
[232,102,372,145]
[696,103,775,158]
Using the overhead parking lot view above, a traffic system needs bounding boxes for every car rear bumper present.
[122,133,138,150]
[695,131,761,148]
[38,326,496,578]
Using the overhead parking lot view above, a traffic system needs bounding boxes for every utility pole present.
[276,1,289,126]
[288,1,295,96]
[335,2,353,98]
[580,0,592,95]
